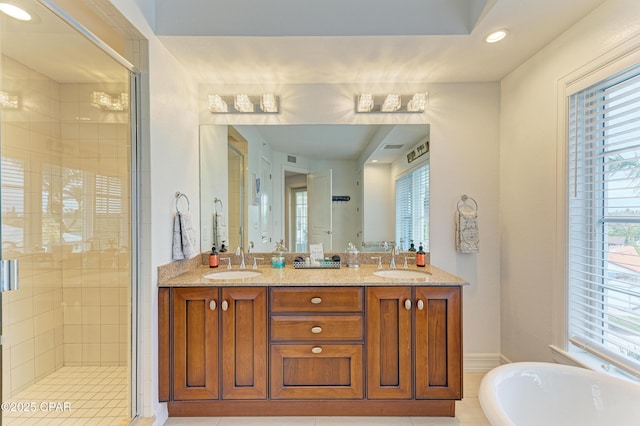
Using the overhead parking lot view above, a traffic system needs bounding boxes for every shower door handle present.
[0,259,19,292]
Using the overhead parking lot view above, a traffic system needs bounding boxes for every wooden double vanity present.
[158,261,467,417]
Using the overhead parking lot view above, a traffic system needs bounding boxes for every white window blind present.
[568,63,640,378]
[395,163,429,251]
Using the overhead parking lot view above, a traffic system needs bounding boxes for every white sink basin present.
[372,269,431,279]
[204,270,262,280]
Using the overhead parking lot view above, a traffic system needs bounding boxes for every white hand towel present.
[455,210,479,254]
[179,211,198,259]
[172,213,185,260]
[214,212,227,246]
[172,212,198,260]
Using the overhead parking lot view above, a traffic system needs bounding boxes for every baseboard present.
[463,353,503,372]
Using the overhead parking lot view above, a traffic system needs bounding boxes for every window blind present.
[395,163,429,251]
[568,63,640,378]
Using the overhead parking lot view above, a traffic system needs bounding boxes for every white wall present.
[500,0,640,363]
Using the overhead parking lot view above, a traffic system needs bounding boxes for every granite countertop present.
[158,263,468,287]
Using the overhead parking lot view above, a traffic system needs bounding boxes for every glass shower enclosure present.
[0,0,137,424]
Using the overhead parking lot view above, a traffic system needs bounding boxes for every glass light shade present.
[381,94,401,112]
[234,94,254,113]
[357,93,374,112]
[407,93,428,112]
[208,94,228,112]
[260,94,278,113]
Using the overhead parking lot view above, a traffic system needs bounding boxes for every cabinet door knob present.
[310,297,322,305]
[417,299,424,310]
[311,346,323,354]
[404,299,412,311]
[209,300,217,311]
[221,300,229,311]
[310,326,323,334]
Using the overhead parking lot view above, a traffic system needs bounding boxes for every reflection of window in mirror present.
[293,188,308,252]
[395,163,430,251]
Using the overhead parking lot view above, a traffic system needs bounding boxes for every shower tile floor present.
[3,366,129,425]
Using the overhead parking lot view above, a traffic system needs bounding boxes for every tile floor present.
[164,372,490,426]
[3,366,130,425]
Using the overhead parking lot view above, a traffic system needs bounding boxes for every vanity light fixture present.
[485,29,508,43]
[355,92,428,113]
[208,94,280,113]
[90,92,129,111]
[0,91,19,109]
[0,3,32,21]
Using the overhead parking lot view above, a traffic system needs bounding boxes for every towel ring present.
[175,192,190,213]
[457,194,478,214]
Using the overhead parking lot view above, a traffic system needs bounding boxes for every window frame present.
[553,49,640,382]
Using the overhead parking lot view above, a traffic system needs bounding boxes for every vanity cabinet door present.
[366,287,412,399]
[220,287,268,399]
[414,287,462,399]
[172,287,219,401]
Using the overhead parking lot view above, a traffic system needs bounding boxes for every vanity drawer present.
[270,344,363,399]
[271,314,363,342]
[270,287,363,313]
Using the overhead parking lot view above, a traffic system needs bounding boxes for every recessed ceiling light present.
[372,160,378,163]
[0,3,32,21]
[485,29,507,44]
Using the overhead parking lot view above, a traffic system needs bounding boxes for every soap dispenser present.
[209,245,219,268]
[408,241,417,252]
[416,243,426,267]
[346,242,359,268]
[271,239,287,268]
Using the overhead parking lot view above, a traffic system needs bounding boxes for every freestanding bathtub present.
[479,362,640,426]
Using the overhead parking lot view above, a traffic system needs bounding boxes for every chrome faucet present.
[390,245,398,269]
[236,246,247,269]
[220,257,231,269]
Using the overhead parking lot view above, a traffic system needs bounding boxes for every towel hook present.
[457,194,478,214]
[175,192,190,213]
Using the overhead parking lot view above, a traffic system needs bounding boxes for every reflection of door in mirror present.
[228,137,247,251]
[285,172,309,252]
[308,169,333,250]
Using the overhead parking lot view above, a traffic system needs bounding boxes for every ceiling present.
[156,0,608,84]
[236,124,430,163]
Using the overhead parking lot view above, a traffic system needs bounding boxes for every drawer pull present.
[310,297,322,305]
[209,300,217,311]
[311,346,323,354]
[221,300,229,311]
[404,299,412,311]
[417,299,425,310]
[310,326,323,334]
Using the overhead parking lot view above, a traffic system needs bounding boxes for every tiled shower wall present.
[1,56,130,398]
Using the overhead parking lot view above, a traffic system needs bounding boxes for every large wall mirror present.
[200,124,430,254]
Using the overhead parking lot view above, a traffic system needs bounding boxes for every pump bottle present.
[416,244,426,267]
[209,245,219,268]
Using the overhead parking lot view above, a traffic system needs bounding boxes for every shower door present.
[0,0,137,424]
